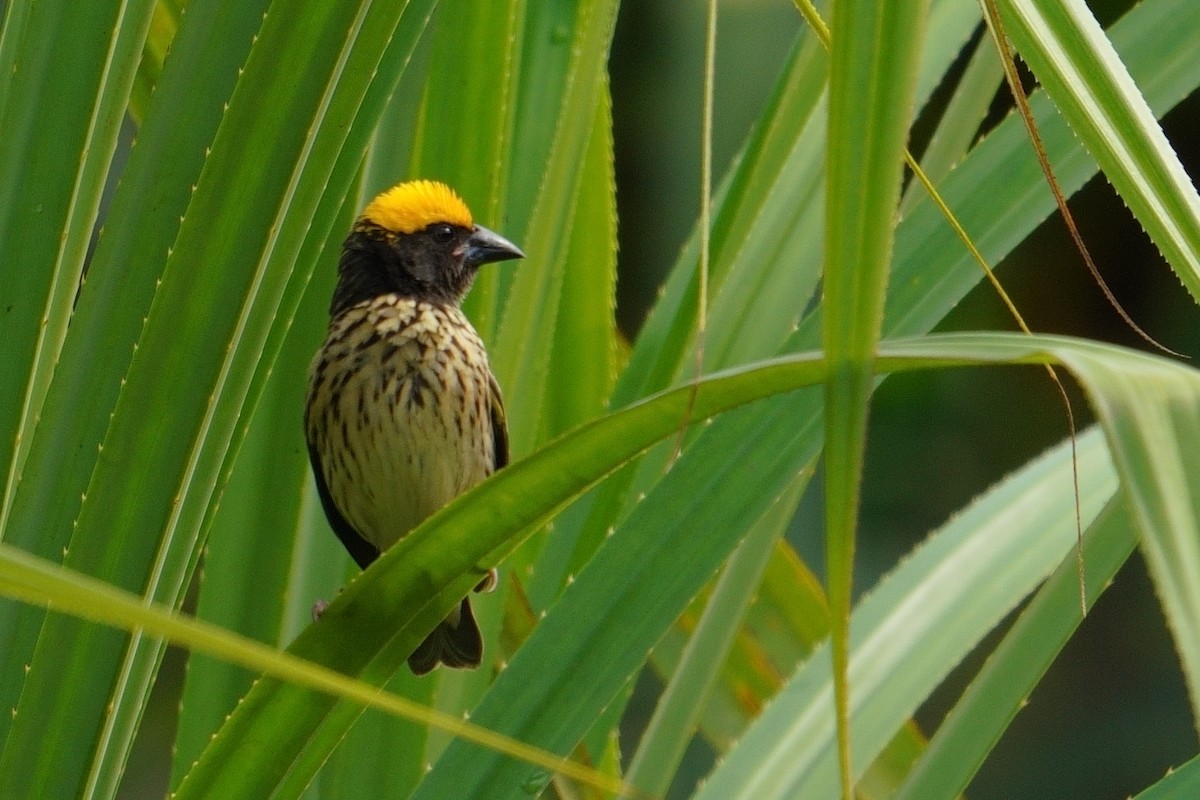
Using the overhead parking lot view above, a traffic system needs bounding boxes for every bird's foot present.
[311,599,330,621]
[473,568,498,594]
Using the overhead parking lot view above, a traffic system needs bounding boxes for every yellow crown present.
[361,180,473,234]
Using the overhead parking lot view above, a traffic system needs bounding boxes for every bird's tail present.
[408,597,483,675]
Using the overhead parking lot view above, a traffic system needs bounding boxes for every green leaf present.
[626,473,809,796]
[536,26,834,623]
[0,542,625,799]
[901,29,1003,216]
[1131,754,1200,800]
[995,0,1200,304]
[0,0,155,527]
[508,86,620,609]
[822,1,930,791]
[649,539,828,751]
[169,174,359,789]
[694,424,1118,800]
[317,670,436,800]
[0,0,273,755]
[892,497,1138,800]
[539,85,619,443]
[611,30,827,406]
[129,0,186,123]
[490,0,621,455]
[544,0,980,625]
[1054,344,1200,727]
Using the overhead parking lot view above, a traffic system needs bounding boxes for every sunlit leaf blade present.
[694,424,1118,800]
[168,179,355,789]
[913,2,981,111]
[129,0,185,124]
[490,0,621,455]
[540,88,619,443]
[406,0,521,210]
[549,0,980,667]
[533,30,832,618]
[626,474,809,797]
[0,0,155,530]
[553,0,978,688]
[611,31,826,406]
[506,89,619,612]
[823,1,930,792]
[0,0,274,756]
[660,526,926,800]
[0,543,626,800]
[1131,753,1200,800]
[317,670,436,800]
[995,0,1200,305]
[893,497,1138,800]
[649,539,828,751]
[1056,345,1200,726]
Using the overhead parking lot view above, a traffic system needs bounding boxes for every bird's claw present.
[311,599,329,621]
[474,568,498,594]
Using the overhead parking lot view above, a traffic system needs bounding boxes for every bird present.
[304,179,523,674]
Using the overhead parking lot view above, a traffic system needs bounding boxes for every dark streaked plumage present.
[304,180,522,674]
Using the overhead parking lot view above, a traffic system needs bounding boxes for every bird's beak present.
[463,225,525,266]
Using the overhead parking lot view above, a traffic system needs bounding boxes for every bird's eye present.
[432,224,454,243]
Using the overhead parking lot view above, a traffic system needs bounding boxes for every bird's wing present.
[306,439,381,569]
[489,372,510,472]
